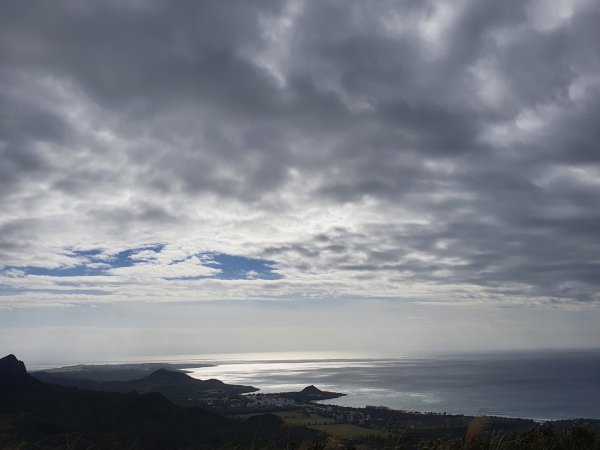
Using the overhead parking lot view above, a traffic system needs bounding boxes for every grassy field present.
[311,423,390,438]
[233,410,389,438]
[274,410,335,426]
[233,410,335,426]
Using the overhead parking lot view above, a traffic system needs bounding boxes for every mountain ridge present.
[0,354,319,449]
[32,364,258,407]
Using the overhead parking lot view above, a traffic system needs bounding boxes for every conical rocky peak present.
[0,354,28,385]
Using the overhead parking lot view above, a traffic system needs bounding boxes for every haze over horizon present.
[1,0,600,363]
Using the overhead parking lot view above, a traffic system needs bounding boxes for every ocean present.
[185,349,600,420]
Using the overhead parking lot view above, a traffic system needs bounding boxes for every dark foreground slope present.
[0,355,319,449]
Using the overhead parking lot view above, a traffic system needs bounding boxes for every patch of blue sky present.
[1,246,280,282]
[2,244,165,277]
[69,248,104,258]
[106,244,164,266]
[201,252,281,280]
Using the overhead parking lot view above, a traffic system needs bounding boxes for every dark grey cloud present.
[1,0,600,305]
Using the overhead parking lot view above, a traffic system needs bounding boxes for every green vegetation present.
[275,411,335,426]
[236,410,389,439]
[235,409,335,425]
[418,422,600,450]
[312,423,390,438]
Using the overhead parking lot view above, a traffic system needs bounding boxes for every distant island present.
[2,354,599,449]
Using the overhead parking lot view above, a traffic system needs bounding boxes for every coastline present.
[184,350,600,421]
[26,350,600,422]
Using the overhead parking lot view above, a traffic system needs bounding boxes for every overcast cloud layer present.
[2,0,600,310]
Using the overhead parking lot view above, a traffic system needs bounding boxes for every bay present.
[186,349,600,420]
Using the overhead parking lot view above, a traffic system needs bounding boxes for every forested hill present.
[32,361,213,382]
[0,354,318,449]
[33,365,257,405]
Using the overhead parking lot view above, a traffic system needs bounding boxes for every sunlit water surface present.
[185,350,600,420]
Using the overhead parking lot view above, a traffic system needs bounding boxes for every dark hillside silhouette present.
[0,354,318,449]
[33,365,257,406]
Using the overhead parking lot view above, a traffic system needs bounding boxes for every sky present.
[1,0,600,364]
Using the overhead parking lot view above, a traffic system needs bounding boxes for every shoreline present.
[29,351,600,422]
